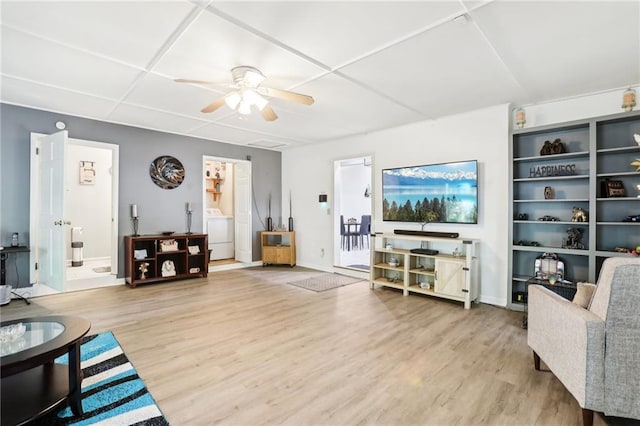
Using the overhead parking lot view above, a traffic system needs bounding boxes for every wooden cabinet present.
[125,233,208,287]
[261,231,296,267]
[370,233,479,309]
[509,110,640,309]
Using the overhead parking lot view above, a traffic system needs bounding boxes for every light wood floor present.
[0,267,613,425]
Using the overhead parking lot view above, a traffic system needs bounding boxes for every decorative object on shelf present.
[540,138,566,155]
[637,184,640,198]
[534,252,565,281]
[149,155,184,189]
[631,159,640,172]
[188,245,200,255]
[186,202,193,234]
[621,87,636,112]
[622,214,640,222]
[544,186,554,199]
[159,239,178,252]
[385,243,393,249]
[138,262,149,280]
[133,249,147,260]
[266,194,273,231]
[563,228,585,250]
[537,215,558,221]
[601,179,626,198]
[514,107,526,129]
[571,206,588,222]
[161,260,176,277]
[288,191,294,232]
[634,133,640,146]
[529,163,576,178]
[516,213,529,220]
[517,240,541,246]
[388,257,399,267]
[131,204,139,236]
[189,267,200,273]
[452,247,461,257]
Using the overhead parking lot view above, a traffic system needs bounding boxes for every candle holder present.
[132,217,139,236]
[186,211,193,234]
[515,108,526,128]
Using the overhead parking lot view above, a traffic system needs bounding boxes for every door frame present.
[201,155,253,264]
[333,154,374,268]
[29,133,119,284]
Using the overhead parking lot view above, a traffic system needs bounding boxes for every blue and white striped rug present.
[30,332,168,425]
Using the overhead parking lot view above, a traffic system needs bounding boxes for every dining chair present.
[340,215,357,251]
[358,215,371,249]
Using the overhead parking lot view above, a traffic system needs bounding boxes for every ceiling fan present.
[175,66,314,121]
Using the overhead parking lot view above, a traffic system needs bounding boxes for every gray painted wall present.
[0,103,282,285]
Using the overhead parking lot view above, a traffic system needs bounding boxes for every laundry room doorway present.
[202,156,252,270]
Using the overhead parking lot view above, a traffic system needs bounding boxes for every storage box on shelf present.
[261,231,296,267]
[509,110,640,309]
[370,233,479,309]
[125,233,208,287]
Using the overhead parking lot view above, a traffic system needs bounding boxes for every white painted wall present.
[66,143,112,260]
[339,162,371,221]
[283,103,510,307]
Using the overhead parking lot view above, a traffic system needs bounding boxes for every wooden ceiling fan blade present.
[174,78,217,84]
[261,105,278,121]
[258,87,314,105]
[201,97,226,114]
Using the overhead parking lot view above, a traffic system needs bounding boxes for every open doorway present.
[202,156,252,270]
[28,132,120,297]
[333,155,372,271]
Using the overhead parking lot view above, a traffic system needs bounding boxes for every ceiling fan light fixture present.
[242,89,268,111]
[239,67,266,87]
[224,92,241,110]
[237,101,252,115]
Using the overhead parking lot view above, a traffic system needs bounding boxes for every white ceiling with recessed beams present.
[1,1,638,150]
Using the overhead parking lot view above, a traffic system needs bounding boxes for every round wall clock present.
[149,155,184,190]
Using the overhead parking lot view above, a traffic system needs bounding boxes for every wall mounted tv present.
[382,160,478,224]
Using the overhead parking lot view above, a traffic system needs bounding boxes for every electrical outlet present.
[320,248,325,257]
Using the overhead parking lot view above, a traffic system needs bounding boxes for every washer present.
[206,209,234,260]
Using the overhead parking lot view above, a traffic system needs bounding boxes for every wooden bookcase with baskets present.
[509,110,640,310]
[125,233,208,287]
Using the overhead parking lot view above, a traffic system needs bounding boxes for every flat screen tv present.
[382,160,478,224]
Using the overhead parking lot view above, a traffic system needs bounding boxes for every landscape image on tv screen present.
[382,160,478,224]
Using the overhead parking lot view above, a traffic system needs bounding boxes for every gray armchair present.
[527,257,640,426]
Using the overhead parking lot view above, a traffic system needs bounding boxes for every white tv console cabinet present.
[370,233,479,309]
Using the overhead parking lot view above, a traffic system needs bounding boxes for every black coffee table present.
[1,315,91,425]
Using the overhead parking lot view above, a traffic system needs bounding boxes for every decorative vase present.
[622,88,636,112]
[288,217,294,231]
[267,217,273,231]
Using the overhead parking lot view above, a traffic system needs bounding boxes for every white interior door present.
[234,160,252,263]
[30,131,68,292]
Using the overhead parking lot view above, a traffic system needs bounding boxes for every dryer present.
[206,209,234,260]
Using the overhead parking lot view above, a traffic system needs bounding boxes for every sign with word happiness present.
[529,164,577,178]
